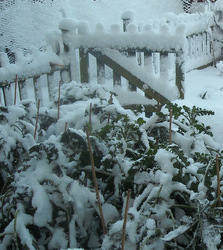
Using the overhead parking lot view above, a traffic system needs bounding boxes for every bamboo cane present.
[121,189,131,250]
[86,128,107,235]
[169,107,173,145]
[14,75,18,105]
[34,99,40,140]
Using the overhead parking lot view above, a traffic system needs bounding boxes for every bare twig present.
[216,155,221,207]
[64,121,68,132]
[14,210,20,250]
[121,189,131,250]
[34,99,40,140]
[86,128,106,235]
[49,62,65,68]
[14,75,18,105]
[57,81,61,120]
[89,103,92,127]
[107,93,113,124]
[169,107,173,145]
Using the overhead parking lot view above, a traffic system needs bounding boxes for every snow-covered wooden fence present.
[0,11,221,111]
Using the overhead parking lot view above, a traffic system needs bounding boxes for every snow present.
[2,0,223,249]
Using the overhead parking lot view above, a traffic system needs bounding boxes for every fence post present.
[14,50,28,101]
[176,49,185,99]
[144,50,153,116]
[0,52,13,106]
[121,14,136,91]
[121,11,133,32]
[59,19,78,83]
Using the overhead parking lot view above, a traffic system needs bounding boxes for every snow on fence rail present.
[0,11,221,111]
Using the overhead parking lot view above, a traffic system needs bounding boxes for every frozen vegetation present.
[1,0,223,249]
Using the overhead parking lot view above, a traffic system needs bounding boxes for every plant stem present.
[86,128,106,235]
[64,121,68,132]
[34,99,40,140]
[121,189,131,250]
[216,154,221,207]
[14,210,20,250]
[14,75,18,105]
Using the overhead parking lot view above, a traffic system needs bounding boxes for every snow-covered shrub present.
[0,100,37,190]
[103,103,223,250]
[0,81,146,249]
[0,81,222,249]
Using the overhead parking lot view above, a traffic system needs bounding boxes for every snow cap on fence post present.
[121,10,134,32]
[127,23,138,33]
[0,52,10,68]
[78,21,89,35]
[15,49,25,64]
[59,18,78,53]
[111,24,121,34]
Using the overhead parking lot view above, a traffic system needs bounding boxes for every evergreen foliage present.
[0,82,222,249]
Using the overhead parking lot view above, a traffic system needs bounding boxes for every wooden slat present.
[97,58,105,84]
[79,48,89,83]
[47,72,54,102]
[33,76,43,107]
[113,71,121,86]
[18,79,28,100]
[3,85,13,106]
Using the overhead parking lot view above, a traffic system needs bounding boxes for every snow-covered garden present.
[1,0,223,249]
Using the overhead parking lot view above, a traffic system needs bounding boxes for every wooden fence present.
[0,12,221,112]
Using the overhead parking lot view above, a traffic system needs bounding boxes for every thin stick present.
[57,81,61,120]
[64,122,68,132]
[121,189,131,250]
[86,128,106,235]
[157,95,161,112]
[169,107,173,145]
[49,62,65,68]
[34,99,40,140]
[107,93,113,124]
[216,155,221,207]
[14,75,18,105]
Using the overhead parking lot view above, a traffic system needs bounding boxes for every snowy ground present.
[181,66,223,146]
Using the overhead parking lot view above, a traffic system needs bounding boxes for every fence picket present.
[18,79,28,101]
[33,76,43,107]
[47,72,55,102]
[96,58,105,84]
[60,68,71,84]
[160,52,169,81]
[113,71,121,86]
[79,49,89,83]
[3,85,13,106]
